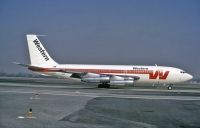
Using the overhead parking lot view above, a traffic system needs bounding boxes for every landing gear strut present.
[167,84,173,90]
[98,84,110,88]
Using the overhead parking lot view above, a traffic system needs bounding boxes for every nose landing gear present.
[167,84,173,90]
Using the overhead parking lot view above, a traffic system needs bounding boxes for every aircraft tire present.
[167,84,173,90]
[98,84,110,88]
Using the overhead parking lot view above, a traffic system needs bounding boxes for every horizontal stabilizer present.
[13,62,29,67]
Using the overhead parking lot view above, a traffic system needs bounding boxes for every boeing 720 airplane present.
[15,34,193,89]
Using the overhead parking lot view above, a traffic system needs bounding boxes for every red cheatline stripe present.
[29,67,153,75]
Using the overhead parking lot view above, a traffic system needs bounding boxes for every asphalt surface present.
[0,77,200,128]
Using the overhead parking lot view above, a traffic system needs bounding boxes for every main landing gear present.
[98,83,110,88]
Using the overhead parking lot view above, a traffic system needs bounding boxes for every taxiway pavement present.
[0,77,200,128]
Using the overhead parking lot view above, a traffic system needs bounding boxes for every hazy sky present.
[0,0,200,77]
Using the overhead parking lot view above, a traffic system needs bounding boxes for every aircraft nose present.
[187,73,193,80]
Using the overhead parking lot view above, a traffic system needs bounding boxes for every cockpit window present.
[180,71,186,74]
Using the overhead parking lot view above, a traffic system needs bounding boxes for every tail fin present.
[26,34,57,66]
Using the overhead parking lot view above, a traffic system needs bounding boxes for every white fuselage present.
[38,64,193,84]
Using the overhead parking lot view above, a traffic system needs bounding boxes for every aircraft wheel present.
[98,84,110,88]
[105,84,110,88]
[167,84,173,90]
[98,84,103,88]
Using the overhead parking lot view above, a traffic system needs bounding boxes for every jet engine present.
[110,76,134,85]
[81,76,110,83]
[81,73,137,86]
[110,80,134,85]
[81,73,110,83]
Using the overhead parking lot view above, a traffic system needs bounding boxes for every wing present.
[25,66,140,85]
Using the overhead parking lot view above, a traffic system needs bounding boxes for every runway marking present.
[1,90,200,101]
[17,116,36,119]
[17,116,25,119]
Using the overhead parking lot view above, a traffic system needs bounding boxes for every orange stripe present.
[36,68,152,75]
